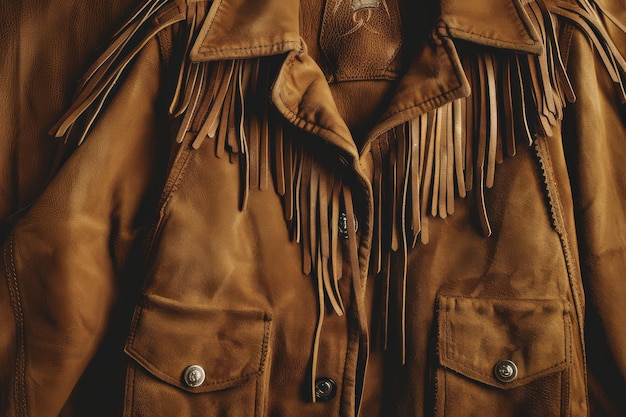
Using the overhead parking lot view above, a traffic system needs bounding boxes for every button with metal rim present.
[183,365,206,388]
[314,377,337,402]
[338,212,359,239]
[494,360,518,383]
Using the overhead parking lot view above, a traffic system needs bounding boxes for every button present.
[183,365,206,388]
[314,378,337,402]
[338,212,359,239]
[494,360,518,383]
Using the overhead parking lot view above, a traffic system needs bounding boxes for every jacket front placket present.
[267,25,474,416]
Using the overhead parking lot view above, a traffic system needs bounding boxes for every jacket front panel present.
[2,0,626,416]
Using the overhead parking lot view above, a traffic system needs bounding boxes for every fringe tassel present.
[50,0,185,143]
[550,0,626,101]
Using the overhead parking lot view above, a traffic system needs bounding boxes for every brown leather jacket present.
[2,0,626,416]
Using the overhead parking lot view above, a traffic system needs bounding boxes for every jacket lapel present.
[378,0,544,132]
[189,0,302,62]
[440,0,542,54]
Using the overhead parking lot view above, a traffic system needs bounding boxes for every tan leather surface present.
[0,0,144,241]
[1,0,626,416]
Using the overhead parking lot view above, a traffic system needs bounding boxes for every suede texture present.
[1,0,626,416]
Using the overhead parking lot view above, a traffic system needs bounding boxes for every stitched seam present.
[442,356,448,417]
[444,299,450,363]
[257,317,272,378]
[127,307,270,388]
[564,313,572,416]
[258,317,272,375]
[141,146,194,274]
[338,304,363,415]
[124,365,135,416]
[128,348,263,387]
[444,0,541,50]
[4,235,27,417]
[156,22,174,68]
[447,27,537,47]
[196,0,298,57]
[382,83,467,119]
[443,296,569,384]
[437,294,568,302]
[256,316,271,415]
[197,40,300,55]
[196,0,223,45]
[253,359,260,417]
[559,23,575,67]
[337,322,351,417]
[533,139,587,409]
[433,304,442,417]
[451,360,568,384]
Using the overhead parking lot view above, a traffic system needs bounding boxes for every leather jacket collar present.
[187,0,546,161]
[189,0,301,62]
[189,0,543,63]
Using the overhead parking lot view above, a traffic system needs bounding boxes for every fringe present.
[50,0,185,144]
[550,0,626,101]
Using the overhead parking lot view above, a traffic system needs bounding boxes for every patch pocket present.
[436,296,571,417]
[123,294,272,417]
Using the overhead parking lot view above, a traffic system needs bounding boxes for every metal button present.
[338,212,359,239]
[183,365,206,388]
[494,360,518,383]
[314,378,337,402]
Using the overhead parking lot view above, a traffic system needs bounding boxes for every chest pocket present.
[435,295,572,417]
[123,294,272,417]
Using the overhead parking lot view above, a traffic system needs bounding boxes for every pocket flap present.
[125,294,272,393]
[437,296,570,389]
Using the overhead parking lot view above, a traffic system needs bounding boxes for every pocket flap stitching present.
[437,295,570,390]
[125,294,272,393]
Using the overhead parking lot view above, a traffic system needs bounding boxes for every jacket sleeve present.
[561,1,626,415]
[0,0,144,244]
[0,35,168,416]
